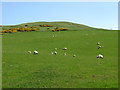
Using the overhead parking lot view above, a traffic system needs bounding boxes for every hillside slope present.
[2,22,118,88]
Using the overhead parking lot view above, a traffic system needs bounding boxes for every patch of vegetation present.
[2,22,118,88]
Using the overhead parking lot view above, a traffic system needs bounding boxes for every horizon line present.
[1,21,118,30]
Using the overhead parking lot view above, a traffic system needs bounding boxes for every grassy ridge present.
[2,21,105,31]
[2,22,118,88]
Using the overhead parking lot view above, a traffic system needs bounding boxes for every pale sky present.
[2,2,118,30]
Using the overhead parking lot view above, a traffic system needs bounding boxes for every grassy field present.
[2,22,118,88]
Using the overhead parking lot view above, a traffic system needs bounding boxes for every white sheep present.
[51,52,53,54]
[98,46,102,49]
[64,53,66,56]
[62,48,67,50]
[54,51,57,55]
[34,50,38,54]
[97,54,103,59]
[98,46,104,49]
[97,42,100,45]
[73,54,76,57]
[28,51,31,54]
[55,48,57,50]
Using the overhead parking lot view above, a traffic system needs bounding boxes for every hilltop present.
[2,21,107,31]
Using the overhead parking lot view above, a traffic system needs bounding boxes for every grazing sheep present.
[97,42,100,45]
[51,52,53,54]
[64,53,66,56]
[55,48,57,50]
[28,51,31,54]
[54,51,57,55]
[34,50,38,54]
[98,46,102,49]
[73,54,76,57]
[97,54,103,59]
[98,46,104,49]
[63,48,67,50]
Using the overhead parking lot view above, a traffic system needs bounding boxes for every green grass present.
[2,22,118,88]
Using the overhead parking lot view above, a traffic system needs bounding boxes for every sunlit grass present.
[2,22,118,88]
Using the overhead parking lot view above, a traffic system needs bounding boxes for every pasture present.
[2,22,118,88]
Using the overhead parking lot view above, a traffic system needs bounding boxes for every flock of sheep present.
[27,47,76,57]
[50,47,76,57]
[97,42,104,59]
[27,42,104,59]
[28,50,38,54]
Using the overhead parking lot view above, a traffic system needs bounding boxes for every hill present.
[2,22,118,88]
[2,21,107,31]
